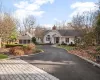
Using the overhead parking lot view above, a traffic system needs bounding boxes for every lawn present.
[58,45,75,51]
[0,54,8,59]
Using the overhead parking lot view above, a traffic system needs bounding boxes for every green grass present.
[58,45,75,51]
[0,54,8,59]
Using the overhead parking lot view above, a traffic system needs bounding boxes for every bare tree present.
[69,12,96,46]
[23,15,36,33]
[34,25,46,41]
[54,20,68,30]
[0,13,16,42]
[70,12,95,34]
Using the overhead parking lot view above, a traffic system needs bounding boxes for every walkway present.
[0,59,59,80]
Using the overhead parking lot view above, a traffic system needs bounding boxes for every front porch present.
[52,37,73,45]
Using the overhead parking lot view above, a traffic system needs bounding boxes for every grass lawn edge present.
[0,54,8,60]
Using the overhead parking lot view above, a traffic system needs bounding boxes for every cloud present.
[14,0,54,20]
[70,2,97,17]
[54,18,62,23]
[34,0,54,5]
[40,24,53,29]
[42,24,53,28]
[54,18,58,21]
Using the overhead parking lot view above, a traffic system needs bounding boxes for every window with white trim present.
[66,38,69,43]
[46,35,50,41]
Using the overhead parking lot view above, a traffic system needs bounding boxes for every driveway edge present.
[73,53,100,68]
[54,45,100,68]
[0,50,44,60]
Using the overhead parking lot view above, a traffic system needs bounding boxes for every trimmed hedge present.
[5,44,26,48]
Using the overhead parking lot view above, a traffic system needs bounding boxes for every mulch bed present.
[0,48,10,54]
[68,46,96,62]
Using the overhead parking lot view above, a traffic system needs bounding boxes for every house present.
[43,26,82,45]
[18,32,33,44]
[18,26,82,45]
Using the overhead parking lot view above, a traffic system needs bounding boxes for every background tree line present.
[68,0,100,47]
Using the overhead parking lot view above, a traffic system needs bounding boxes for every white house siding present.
[60,37,75,45]
[43,30,61,44]
[69,37,75,44]
[60,37,65,44]
[36,38,42,44]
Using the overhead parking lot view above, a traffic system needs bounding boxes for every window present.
[66,38,69,43]
[46,35,50,41]
[23,40,26,44]
[27,40,31,43]
[19,40,22,44]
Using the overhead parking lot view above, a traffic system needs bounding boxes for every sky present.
[0,0,98,28]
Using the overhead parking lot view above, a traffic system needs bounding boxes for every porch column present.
[54,37,55,44]
[59,37,62,45]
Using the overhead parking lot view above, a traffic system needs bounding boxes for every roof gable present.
[43,30,61,36]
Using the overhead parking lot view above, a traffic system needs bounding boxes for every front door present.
[56,37,59,43]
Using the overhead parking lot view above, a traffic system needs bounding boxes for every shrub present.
[33,49,42,53]
[26,43,35,50]
[9,43,39,56]
[95,46,100,57]
[9,46,24,56]
[32,37,37,44]
[24,43,35,54]
[13,49,24,56]
[61,41,66,45]
[77,44,86,49]
[69,42,76,46]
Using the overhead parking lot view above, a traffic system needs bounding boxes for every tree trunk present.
[0,38,1,48]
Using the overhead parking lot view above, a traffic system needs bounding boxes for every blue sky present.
[0,0,98,27]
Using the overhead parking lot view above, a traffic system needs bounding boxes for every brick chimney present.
[52,25,56,30]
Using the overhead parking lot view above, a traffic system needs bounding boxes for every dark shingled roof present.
[18,35,32,40]
[43,30,51,36]
[44,30,82,37]
[58,30,82,36]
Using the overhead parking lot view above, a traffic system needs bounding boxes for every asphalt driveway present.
[21,45,100,80]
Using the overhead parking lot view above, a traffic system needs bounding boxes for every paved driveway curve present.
[21,45,100,80]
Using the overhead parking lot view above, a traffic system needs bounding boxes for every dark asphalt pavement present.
[20,45,100,80]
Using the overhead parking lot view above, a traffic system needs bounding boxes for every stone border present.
[0,50,44,60]
[54,45,100,68]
